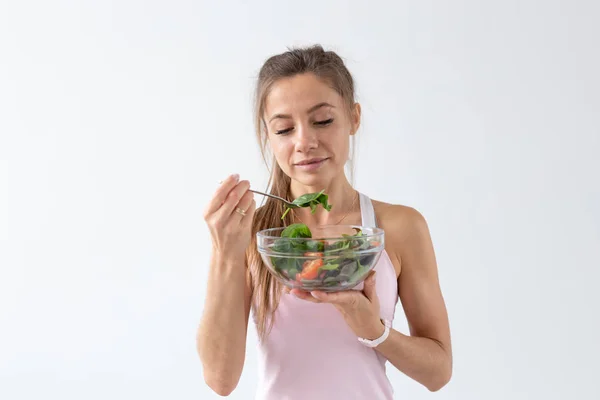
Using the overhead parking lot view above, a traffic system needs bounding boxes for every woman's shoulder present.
[368,198,433,278]
[370,198,429,232]
[370,198,431,257]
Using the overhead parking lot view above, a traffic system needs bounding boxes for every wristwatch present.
[357,319,392,348]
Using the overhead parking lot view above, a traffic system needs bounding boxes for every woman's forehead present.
[264,75,341,118]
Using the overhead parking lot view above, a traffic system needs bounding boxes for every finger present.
[291,289,321,303]
[231,189,255,222]
[204,174,240,215]
[242,198,256,224]
[311,290,357,306]
[362,271,378,303]
[217,180,251,217]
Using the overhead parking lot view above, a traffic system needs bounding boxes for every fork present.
[219,179,297,207]
[249,189,298,208]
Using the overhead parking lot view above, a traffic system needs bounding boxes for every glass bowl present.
[256,224,385,292]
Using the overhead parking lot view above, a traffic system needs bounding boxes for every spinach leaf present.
[348,258,369,283]
[305,239,325,252]
[337,259,359,281]
[319,263,340,271]
[281,223,312,239]
[273,237,302,253]
[324,240,352,254]
[271,256,299,276]
[337,228,372,252]
[281,189,333,220]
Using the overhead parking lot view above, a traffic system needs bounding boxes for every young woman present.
[197,45,452,399]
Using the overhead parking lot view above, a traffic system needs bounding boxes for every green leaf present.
[324,240,351,254]
[272,237,306,255]
[305,240,325,252]
[281,223,312,239]
[288,268,300,279]
[319,263,340,271]
[318,193,333,212]
[271,256,298,274]
[337,259,359,280]
[281,189,333,219]
[341,228,369,250]
[347,258,369,284]
[291,190,325,207]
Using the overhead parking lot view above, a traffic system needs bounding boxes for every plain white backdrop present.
[1,1,599,399]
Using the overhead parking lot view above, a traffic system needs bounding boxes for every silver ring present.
[235,207,246,216]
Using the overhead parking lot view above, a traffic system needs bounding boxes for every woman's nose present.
[294,125,318,152]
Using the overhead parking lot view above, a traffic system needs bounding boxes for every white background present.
[1,1,599,399]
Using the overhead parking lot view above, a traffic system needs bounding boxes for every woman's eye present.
[315,118,334,126]
[275,127,293,135]
[274,119,332,135]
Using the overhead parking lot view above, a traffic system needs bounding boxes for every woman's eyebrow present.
[268,102,335,123]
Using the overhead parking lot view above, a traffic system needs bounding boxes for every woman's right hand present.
[203,174,256,258]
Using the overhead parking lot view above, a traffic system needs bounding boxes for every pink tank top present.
[253,193,399,400]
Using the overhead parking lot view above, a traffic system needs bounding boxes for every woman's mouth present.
[294,157,329,171]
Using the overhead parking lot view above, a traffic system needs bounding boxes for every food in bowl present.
[256,190,385,292]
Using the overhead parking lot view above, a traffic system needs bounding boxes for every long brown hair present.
[247,45,358,341]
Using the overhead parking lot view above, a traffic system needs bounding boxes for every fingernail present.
[219,174,239,184]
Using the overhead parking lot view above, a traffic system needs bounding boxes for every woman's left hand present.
[289,270,385,339]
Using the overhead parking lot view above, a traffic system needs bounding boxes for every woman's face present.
[263,73,360,188]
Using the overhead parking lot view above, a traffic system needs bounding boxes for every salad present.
[265,190,382,289]
[280,189,332,220]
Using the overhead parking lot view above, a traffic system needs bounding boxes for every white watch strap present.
[357,319,392,348]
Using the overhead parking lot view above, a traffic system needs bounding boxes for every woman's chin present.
[291,173,336,189]
[288,161,345,188]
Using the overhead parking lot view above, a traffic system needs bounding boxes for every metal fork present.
[249,189,298,208]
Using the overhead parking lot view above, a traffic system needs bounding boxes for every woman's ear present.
[350,102,361,135]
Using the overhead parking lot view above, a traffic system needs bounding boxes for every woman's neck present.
[289,176,358,226]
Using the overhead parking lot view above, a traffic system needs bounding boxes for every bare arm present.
[373,206,452,391]
[195,175,256,396]
[196,252,253,396]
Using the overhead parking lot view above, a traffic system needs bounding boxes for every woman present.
[197,45,452,399]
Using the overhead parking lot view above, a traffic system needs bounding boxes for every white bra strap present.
[359,192,377,228]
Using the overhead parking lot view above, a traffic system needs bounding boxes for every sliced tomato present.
[298,259,324,280]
